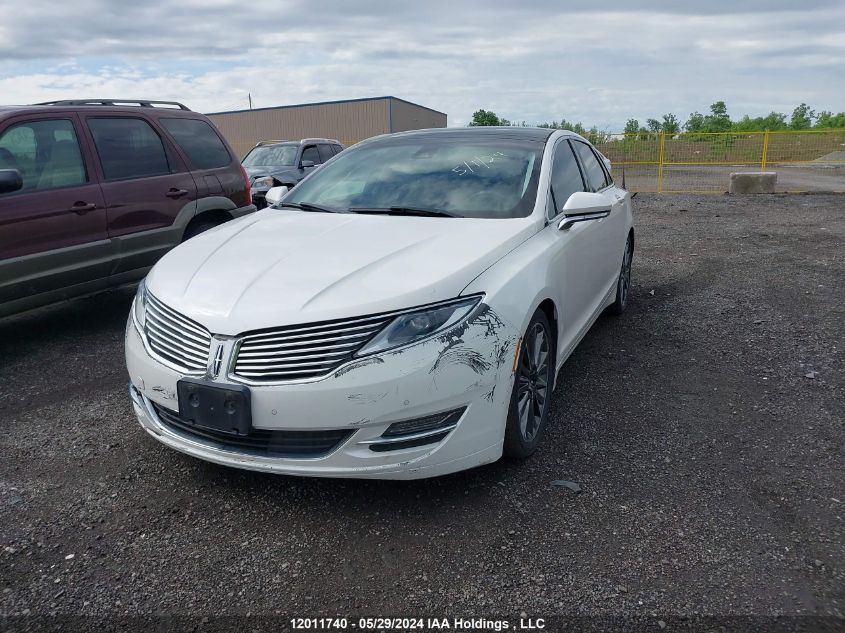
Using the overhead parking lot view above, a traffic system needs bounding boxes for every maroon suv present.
[0,99,255,318]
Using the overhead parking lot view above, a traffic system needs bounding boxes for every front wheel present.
[503,310,555,459]
[609,234,633,315]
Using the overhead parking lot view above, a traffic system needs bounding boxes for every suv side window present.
[572,140,609,192]
[548,140,585,218]
[317,144,334,163]
[0,119,86,193]
[301,145,320,165]
[332,144,343,155]
[87,117,171,180]
[159,118,231,170]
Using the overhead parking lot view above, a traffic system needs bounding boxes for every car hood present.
[245,166,294,179]
[147,210,536,335]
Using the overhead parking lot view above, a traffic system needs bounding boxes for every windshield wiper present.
[349,206,458,218]
[278,201,349,214]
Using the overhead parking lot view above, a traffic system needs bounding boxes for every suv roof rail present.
[34,99,191,111]
[255,138,341,147]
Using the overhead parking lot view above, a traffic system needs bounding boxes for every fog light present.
[359,408,466,452]
[383,408,465,437]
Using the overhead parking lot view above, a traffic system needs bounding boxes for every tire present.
[503,309,556,459]
[182,218,220,241]
[609,234,633,315]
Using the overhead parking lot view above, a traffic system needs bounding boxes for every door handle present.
[165,188,189,198]
[69,202,97,215]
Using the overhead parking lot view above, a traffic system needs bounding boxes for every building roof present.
[206,96,447,118]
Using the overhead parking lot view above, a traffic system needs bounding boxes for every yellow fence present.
[593,130,845,193]
[231,131,845,194]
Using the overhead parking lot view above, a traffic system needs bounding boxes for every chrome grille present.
[144,292,212,374]
[232,313,393,382]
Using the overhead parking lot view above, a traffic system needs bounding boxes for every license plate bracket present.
[177,379,252,436]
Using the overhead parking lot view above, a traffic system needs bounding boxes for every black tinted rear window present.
[317,144,334,163]
[160,118,231,170]
[87,117,171,180]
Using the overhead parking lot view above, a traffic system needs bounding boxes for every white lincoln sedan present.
[126,127,634,479]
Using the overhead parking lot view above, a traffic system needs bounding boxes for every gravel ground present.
[620,165,845,194]
[1,193,843,631]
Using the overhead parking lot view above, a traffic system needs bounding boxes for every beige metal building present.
[206,96,447,158]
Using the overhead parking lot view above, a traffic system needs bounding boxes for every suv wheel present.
[183,218,220,241]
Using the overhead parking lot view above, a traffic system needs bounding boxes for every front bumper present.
[126,306,519,479]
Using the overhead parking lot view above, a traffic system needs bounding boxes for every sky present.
[1,0,843,130]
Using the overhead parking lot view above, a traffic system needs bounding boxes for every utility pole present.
[248,93,252,110]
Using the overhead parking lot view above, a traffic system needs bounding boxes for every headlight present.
[132,279,147,330]
[252,176,274,189]
[356,296,482,357]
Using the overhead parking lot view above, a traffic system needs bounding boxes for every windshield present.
[242,144,298,167]
[283,137,544,219]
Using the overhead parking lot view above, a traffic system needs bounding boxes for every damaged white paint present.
[125,128,634,479]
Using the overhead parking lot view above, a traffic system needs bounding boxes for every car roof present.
[255,138,341,147]
[383,126,556,142]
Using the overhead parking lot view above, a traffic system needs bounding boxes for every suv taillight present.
[240,165,251,205]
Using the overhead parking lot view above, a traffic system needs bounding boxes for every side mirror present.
[0,169,23,195]
[265,185,289,206]
[300,160,315,169]
[557,191,611,231]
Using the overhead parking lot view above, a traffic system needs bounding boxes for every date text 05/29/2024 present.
[290,617,546,631]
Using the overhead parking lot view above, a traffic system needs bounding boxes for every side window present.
[572,141,609,192]
[301,145,320,165]
[548,140,585,217]
[159,118,232,170]
[317,144,334,163]
[87,117,170,180]
[595,150,613,185]
[0,119,86,194]
[332,144,343,155]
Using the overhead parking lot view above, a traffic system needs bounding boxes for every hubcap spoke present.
[532,329,543,368]
[517,392,531,434]
[521,345,534,373]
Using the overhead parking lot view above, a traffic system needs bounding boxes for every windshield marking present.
[452,152,508,176]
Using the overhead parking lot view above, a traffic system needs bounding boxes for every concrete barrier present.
[729,172,777,194]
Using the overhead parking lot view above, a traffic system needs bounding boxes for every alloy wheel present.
[620,238,633,306]
[516,322,550,442]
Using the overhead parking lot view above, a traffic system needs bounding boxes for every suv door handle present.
[69,202,97,215]
[165,188,189,198]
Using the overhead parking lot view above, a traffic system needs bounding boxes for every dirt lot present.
[619,165,845,194]
[1,194,843,631]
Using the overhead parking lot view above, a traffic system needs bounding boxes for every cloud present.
[0,0,842,129]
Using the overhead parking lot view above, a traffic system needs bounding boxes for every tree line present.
[469,102,845,136]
